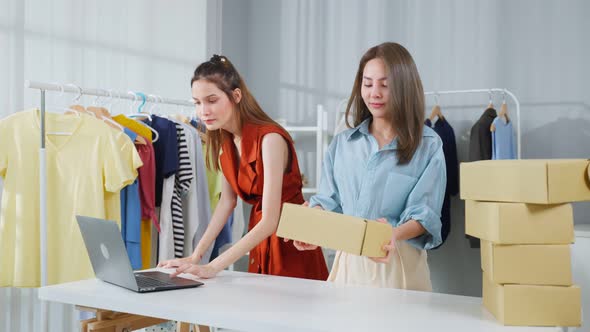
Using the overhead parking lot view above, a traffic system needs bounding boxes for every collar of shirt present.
[482,107,497,120]
[346,117,437,150]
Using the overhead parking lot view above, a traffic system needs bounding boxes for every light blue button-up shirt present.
[310,118,447,250]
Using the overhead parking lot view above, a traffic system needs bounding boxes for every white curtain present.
[0,0,208,331]
[0,0,208,117]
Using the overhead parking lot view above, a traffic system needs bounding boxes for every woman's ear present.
[233,88,242,104]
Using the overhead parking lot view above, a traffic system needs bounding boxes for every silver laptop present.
[77,215,203,293]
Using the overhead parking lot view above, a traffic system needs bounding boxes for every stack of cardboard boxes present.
[461,159,587,327]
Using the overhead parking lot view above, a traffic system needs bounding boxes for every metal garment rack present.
[424,88,521,159]
[24,80,194,329]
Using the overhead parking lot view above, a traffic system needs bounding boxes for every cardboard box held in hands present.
[276,203,393,257]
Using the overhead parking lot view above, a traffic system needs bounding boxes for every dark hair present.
[345,42,425,164]
[191,54,282,171]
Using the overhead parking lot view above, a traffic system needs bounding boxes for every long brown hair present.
[191,55,282,171]
[345,42,425,164]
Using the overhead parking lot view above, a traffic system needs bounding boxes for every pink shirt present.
[136,140,159,231]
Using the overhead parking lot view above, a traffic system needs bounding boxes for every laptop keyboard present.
[135,274,173,288]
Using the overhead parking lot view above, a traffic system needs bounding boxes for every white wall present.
[0,0,208,117]
[222,0,590,296]
[221,0,250,79]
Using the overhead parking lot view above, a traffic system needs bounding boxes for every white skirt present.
[328,240,432,291]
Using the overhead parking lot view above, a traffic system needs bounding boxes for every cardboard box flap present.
[547,160,590,202]
[361,220,393,257]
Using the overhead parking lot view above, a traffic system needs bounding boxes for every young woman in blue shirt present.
[293,42,446,290]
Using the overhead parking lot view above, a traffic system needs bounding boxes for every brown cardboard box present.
[465,200,574,244]
[481,240,572,286]
[460,159,590,204]
[483,272,581,326]
[276,203,393,257]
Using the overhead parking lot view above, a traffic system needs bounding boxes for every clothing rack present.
[424,88,521,159]
[24,80,194,329]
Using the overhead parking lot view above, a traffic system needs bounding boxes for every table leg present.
[195,324,211,332]
[80,308,167,332]
[177,322,190,332]
[177,322,211,332]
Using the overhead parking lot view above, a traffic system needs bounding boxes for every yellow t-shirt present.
[0,109,142,287]
[112,114,152,141]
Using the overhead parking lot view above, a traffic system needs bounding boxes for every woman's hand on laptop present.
[170,263,219,279]
[157,255,196,269]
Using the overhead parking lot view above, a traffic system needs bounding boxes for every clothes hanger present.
[491,90,511,132]
[148,94,162,117]
[499,89,510,122]
[152,95,172,119]
[112,91,147,145]
[87,89,111,118]
[43,83,78,136]
[428,93,444,124]
[106,90,148,144]
[80,89,124,132]
[487,89,494,109]
[45,82,80,117]
[127,92,159,143]
[487,90,505,132]
[172,101,191,124]
[64,83,91,116]
[127,91,153,121]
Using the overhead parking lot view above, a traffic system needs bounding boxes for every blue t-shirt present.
[121,128,142,269]
[491,117,516,160]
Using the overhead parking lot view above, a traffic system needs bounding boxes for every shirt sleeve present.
[446,125,459,196]
[479,121,493,160]
[398,139,447,250]
[103,130,143,193]
[309,139,342,213]
[162,121,179,178]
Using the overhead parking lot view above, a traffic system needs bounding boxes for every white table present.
[38,269,565,332]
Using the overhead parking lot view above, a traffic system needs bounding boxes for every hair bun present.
[210,54,227,63]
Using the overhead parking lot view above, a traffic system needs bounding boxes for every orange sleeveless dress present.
[219,122,328,280]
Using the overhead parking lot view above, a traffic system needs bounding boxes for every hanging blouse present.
[0,109,142,287]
